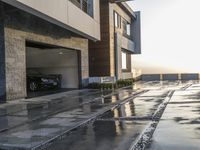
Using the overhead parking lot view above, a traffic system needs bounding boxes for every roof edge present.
[117,2,136,19]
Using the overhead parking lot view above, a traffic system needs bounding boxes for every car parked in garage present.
[27,70,62,92]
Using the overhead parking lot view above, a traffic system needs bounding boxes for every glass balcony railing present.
[69,0,93,17]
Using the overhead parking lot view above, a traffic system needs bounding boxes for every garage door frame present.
[25,40,82,94]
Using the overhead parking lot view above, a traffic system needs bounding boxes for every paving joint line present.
[129,90,175,150]
[180,83,193,90]
[97,116,153,122]
[169,101,200,104]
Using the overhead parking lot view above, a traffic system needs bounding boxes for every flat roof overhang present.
[109,0,136,19]
[1,0,99,41]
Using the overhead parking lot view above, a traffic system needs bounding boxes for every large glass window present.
[126,23,131,36]
[69,0,93,17]
[114,12,118,27]
[70,0,81,8]
[114,12,121,28]
[123,19,131,37]
[122,52,127,70]
[82,0,88,13]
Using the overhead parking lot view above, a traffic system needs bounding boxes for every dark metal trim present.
[0,2,6,103]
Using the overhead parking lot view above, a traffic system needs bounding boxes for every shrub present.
[88,78,134,89]
[116,79,134,87]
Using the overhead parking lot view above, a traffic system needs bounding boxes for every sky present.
[127,0,200,74]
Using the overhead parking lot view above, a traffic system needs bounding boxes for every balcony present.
[121,35,135,54]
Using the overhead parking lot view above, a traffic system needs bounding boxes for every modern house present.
[89,0,141,80]
[0,0,100,102]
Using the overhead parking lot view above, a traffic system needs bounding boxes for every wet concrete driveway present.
[0,81,199,150]
[148,82,200,150]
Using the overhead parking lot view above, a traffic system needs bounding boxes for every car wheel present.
[29,82,38,91]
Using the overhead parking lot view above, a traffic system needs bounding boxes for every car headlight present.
[41,78,49,82]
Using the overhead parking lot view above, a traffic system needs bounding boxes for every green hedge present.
[88,79,134,89]
[116,79,134,88]
[88,83,114,89]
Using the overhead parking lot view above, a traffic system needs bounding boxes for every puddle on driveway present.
[92,90,134,105]
[10,89,133,120]
[0,118,149,150]
[54,102,107,119]
[48,120,149,150]
[0,116,86,149]
[0,89,136,140]
[104,90,169,118]
[161,103,200,124]
[0,116,28,132]
[101,93,166,120]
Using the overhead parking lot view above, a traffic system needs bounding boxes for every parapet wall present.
[141,74,200,81]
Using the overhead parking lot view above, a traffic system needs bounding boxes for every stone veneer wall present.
[109,3,132,79]
[4,6,88,100]
[89,1,133,79]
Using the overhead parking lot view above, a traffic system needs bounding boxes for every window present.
[122,52,127,69]
[123,19,131,37]
[114,12,118,27]
[82,0,88,13]
[70,0,81,8]
[126,23,131,36]
[69,0,93,17]
[114,12,121,28]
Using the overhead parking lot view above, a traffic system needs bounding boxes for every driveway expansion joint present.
[129,90,175,150]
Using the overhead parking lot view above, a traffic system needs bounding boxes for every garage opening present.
[26,41,80,98]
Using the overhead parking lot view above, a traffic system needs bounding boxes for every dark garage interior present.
[26,41,80,98]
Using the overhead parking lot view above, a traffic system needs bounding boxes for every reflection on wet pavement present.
[0,88,143,149]
[148,81,200,150]
[46,81,193,150]
[10,89,134,121]
[48,120,149,150]
[0,80,199,150]
[101,95,166,119]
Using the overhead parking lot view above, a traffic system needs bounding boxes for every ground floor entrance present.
[26,41,81,98]
[1,4,89,101]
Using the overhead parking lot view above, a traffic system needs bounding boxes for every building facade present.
[0,0,100,102]
[89,0,141,80]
